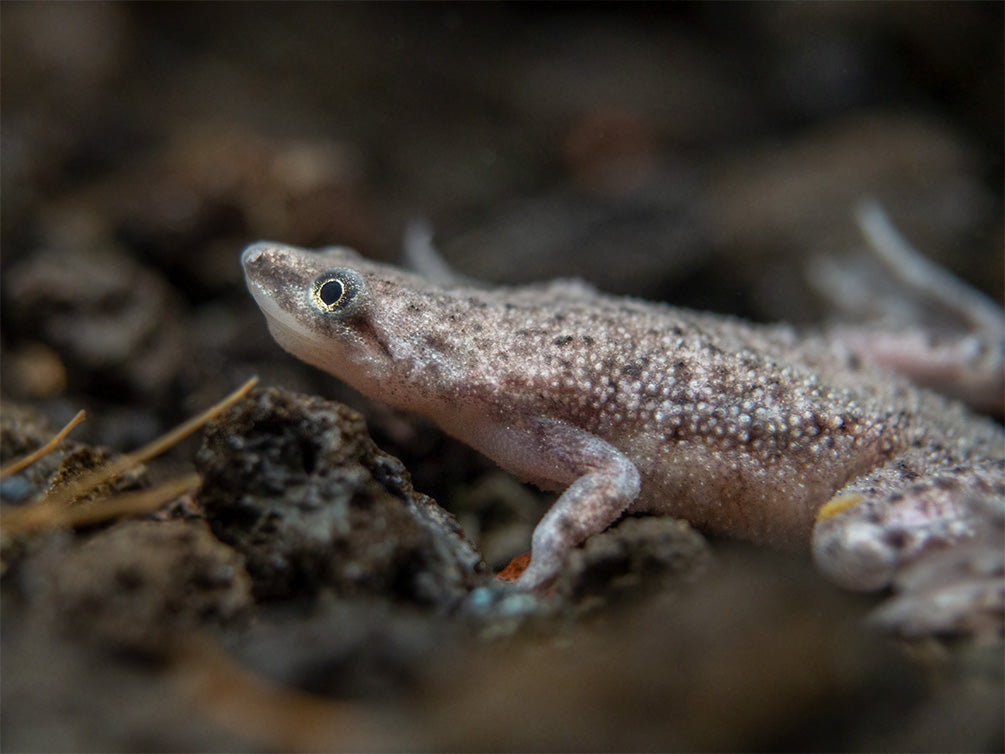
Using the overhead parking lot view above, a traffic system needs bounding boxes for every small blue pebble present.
[0,475,38,504]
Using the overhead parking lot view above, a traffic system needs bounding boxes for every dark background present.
[3,3,1002,440]
[2,3,1002,751]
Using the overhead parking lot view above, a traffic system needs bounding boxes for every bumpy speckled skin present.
[241,243,1004,594]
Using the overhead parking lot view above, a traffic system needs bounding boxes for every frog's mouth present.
[242,242,331,359]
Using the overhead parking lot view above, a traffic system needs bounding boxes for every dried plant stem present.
[1,377,258,532]
[39,377,258,508]
[0,472,202,533]
[0,410,87,479]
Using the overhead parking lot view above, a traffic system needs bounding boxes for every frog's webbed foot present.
[813,470,1004,639]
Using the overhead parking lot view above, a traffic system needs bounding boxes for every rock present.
[25,519,251,650]
[553,515,711,608]
[3,245,187,401]
[195,387,485,606]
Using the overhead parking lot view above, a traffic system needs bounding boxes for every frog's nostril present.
[241,242,273,271]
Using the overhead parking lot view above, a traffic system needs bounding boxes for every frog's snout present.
[240,242,272,272]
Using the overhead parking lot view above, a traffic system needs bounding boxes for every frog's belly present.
[629,441,873,548]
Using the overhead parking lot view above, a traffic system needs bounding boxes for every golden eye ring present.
[310,268,367,317]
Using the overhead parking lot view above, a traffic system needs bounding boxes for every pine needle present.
[0,410,87,479]
[39,377,257,508]
[0,472,202,533]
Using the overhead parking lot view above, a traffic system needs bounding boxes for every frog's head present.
[241,242,473,410]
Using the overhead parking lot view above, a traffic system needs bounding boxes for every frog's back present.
[434,291,921,544]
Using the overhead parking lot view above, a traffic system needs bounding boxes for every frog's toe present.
[866,537,1004,640]
[812,508,898,592]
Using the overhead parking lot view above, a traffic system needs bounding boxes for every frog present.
[240,210,1003,637]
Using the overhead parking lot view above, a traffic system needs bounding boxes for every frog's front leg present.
[505,419,641,591]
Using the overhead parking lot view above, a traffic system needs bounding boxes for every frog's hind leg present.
[812,461,1004,637]
[813,460,1002,591]
[866,503,1003,639]
[813,200,1005,412]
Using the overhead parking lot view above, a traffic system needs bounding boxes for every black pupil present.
[318,279,345,307]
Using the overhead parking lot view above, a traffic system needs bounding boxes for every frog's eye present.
[311,268,367,316]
